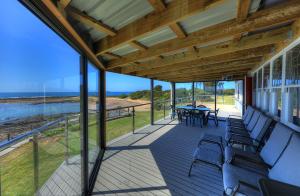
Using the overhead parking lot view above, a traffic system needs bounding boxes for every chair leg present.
[188,161,195,176]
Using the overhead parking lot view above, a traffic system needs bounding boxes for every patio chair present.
[208,108,219,126]
[226,114,273,149]
[182,109,192,125]
[227,106,255,128]
[227,106,254,126]
[176,108,183,122]
[222,133,300,196]
[225,123,293,175]
[192,109,204,127]
[226,110,261,137]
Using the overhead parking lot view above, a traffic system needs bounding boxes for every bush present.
[119,94,128,99]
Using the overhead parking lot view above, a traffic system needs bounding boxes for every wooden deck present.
[93,118,225,196]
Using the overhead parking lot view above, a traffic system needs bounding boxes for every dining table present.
[176,106,211,127]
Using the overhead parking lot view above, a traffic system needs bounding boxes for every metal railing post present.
[163,101,166,119]
[65,116,69,165]
[132,106,135,133]
[32,134,39,194]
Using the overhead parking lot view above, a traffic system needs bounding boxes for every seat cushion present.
[224,147,268,175]
[260,123,293,166]
[249,114,272,141]
[269,133,300,187]
[223,163,266,196]
[193,144,223,167]
[245,111,261,131]
[244,108,255,125]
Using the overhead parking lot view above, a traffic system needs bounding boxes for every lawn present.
[0,110,168,195]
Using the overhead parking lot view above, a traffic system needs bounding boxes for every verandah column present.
[171,82,176,119]
[150,79,154,125]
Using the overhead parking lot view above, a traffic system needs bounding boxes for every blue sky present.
[0,1,232,93]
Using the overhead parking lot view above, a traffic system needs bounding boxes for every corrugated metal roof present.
[110,44,138,56]
[70,0,154,41]
[180,0,261,34]
[137,26,177,47]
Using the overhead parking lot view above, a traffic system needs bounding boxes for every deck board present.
[39,118,226,196]
[93,119,225,196]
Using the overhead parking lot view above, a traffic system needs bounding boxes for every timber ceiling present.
[53,0,300,82]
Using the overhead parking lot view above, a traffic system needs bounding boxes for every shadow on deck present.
[93,118,225,196]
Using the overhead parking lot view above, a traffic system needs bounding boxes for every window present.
[258,69,263,88]
[276,88,282,117]
[272,56,283,87]
[286,44,300,85]
[289,88,300,126]
[175,83,193,106]
[195,82,216,110]
[263,64,270,88]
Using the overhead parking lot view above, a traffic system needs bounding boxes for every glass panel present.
[258,69,263,88]
[175,83,193,106]
[153,80,171,122]
[272,56,282,87]
[290,88,300,126]
[276,88,282,117]
[263,64,270,88]
[253,73,257,90]
[286,44,300,85]
[194,82,216,110]
[106,72,150,142]
[0,1,81,195]
[87,63,100,175]
[216,81,242,118]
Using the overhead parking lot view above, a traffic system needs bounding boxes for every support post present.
[192,82,195,104]
[150,79,154,125]
[32,134,39,194]
[80,55,89,196]
[99,70,106,149]
[171,82,176,119]
[214,80,217,111]
[132,106,135,133]
[64,116,69,165]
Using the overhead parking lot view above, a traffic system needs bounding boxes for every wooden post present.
[150,79,154,125]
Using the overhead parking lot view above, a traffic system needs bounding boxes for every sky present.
[0,0,232,93]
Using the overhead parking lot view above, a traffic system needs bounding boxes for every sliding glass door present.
[87,62,100,176]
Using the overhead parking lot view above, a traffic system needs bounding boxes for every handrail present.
[0,114,79,150]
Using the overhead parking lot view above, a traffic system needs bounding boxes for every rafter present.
[237,0,251,22]
[67,6,117,36]
[104,1,300,68]
[169,22,187,38]
[148,0,166,12]
[102,52,121,59]
[108,26,289,70]
[40,0,104,69]
[95,0,223,55]
[122,45,272,74]
[144,59,261,78]
[129,41,148,51]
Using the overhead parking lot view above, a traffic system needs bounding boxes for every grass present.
[0,110,168,195]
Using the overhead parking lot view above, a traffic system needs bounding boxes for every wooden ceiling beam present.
[102,52,121,59]
[67,6,117,36]
[129,41,148,51]
[159,71,248,82]
[95,0,223,55]
[147,62,256,78]
[122,45,271,74]
[237,0,251,23]
[105,1,300,68]
[113,26,289,71]
[145,63,259,79]
[39,0,105,69]
[148,0,166,12]
[169,22,187,38]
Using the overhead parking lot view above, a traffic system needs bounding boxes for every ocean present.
[0,91,132,123]
[0,91,131,99]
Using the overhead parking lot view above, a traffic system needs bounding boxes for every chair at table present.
[192,109,204,128]
[208,108,219,126]
[182,109,192,125]
[186,104,193,107]
[176,108,183,122]
[197,104,206,108]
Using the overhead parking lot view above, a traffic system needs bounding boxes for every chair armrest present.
[232,180,260,195]
[259,178,300,196]
[231,153,270,169]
